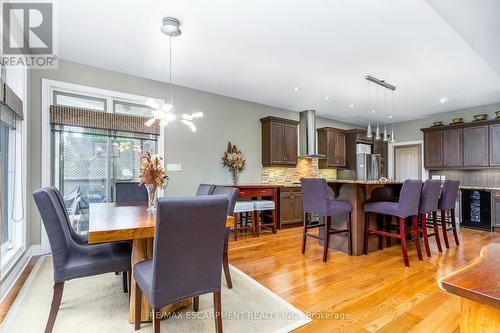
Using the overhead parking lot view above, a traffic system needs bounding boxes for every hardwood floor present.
[229,227,499,333]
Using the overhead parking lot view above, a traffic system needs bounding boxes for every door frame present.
[388,140,428,181]
[40,79,165,254]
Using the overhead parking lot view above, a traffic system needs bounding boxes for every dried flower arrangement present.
[139,152,169,189]
[222,142,246,185]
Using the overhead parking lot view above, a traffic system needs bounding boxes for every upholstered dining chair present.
[212,186,239,289]
[438,180,460,248]
[134,195,229,333]
[196,183,216,196]
[418,180,443,257]
[301,178,353,262]
[363,179,423,267]
[115,181,148,203]
[33,187,132,333]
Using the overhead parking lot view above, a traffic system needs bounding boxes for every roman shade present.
[50,105,160,140]
[0,79,24,129]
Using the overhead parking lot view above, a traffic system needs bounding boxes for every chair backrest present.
[419,180,442,214]
[52,186,88,244]
[301,178,330,215]
[196,184,216,196]
[396,179,422,218]
[115,181,148,203]
[33,187,76,281]
[152,195,228,305]
[212,186,239,215]
[438,180,460,210]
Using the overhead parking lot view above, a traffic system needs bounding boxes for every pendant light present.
[383,123,388,142]
[390,91,396,143]
[375,124,381,141]
[367,122,372,138]
[145,17,203,132]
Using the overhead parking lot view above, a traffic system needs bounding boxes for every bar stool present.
[254,200,277,236]
[418,179,443,257]
[364,179,422,267]
[301,178,352,262]
[233,201,256,240]
[438,180,460,249]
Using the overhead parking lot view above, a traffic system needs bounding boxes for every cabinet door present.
[283,124,298,165]
[463,126,489,167]
[334,132,346,167]
[493,193,500,228]
[424,131,443,168]
[490,124,500,166]
[292,193,303,223]
[280,193,293,225]
[442,128,463,167]
[270,122,285,164]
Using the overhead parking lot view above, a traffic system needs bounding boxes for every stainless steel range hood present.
[298,110,326,158]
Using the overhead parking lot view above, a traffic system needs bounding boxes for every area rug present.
[2,256,310,333]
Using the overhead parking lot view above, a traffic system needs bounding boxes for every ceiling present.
[56,0,500,125]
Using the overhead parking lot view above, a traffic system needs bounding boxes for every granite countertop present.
[327,179,404,185]
[459,185,500,191]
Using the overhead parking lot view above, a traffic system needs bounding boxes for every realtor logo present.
[2,2,57,68]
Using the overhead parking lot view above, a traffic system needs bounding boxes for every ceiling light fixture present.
[324,96,330,101]
[349,104,356,108]
[365,75,397,143]
[440,97,448,103]
[145,17,203,132]
[294,87,300,92]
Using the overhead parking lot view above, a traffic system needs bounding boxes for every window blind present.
[0,80,24,129]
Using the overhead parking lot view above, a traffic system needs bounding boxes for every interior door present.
[394,145,422,180]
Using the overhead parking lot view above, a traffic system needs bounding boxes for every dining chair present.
[134,195,228,333]
[418,180,443,257]
[33,187,132,333]
[363,179,423,267]
[438,180,460,249]
[196,183,216,195]
[115,181,148,203]
[212,186,239,289]
[301,178,353,262]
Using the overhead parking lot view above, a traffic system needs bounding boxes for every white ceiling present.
[56,0,500,125]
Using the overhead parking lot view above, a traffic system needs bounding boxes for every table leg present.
[128,238,191,323]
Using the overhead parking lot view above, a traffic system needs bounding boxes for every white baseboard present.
[0,245,40,304]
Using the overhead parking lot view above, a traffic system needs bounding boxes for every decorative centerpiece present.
[222,142,246,185]
[473,114,488,121]
[495,110,500,119]
[432,121,444,127]
[451,117,463,124]
[139,152,168,211]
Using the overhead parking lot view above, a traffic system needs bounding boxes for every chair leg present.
[193,296,199,312]
[213,291,223,333]
[301,212,308,254]
[272,208,277,234]
[363,212,369,255]
[251,211,256,237]
[323,216,331,262]
[122,271,128,293]
[233,213,238,241]
[256,211,261,237]
[386,215,392,248]
[421,213,431,258]
[441,209,450,249]
[347,212,353,256]
[153,309,160,333]
[45,282,64,333]
[134,282,142,330]
[399,217,409,267]
[432,211,443,252]
[222,228,233,289]
[412,215,423,261]
[450,209,460,246]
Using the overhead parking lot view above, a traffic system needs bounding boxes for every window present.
[54,91,106,111]
[114,101,153,117]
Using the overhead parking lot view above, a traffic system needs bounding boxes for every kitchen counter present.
[328,179,404,185]
[459,185,500,191]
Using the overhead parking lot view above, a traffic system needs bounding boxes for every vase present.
[145,184,158,211]
[231,171,239,185]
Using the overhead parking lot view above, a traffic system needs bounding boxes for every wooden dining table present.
[87,202,235,324]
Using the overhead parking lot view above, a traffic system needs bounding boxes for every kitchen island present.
[323,179,404,256]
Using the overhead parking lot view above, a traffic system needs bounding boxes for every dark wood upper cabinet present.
[424,131,443,168]
[317,127,346,168]
[490,124,500,166]
[463,125,489,167]
[442,128,463,167]
[261,117,299,166]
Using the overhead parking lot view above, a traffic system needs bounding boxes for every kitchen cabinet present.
[493,191,500,229]
[489,124,500,166]
[261,117,298,166]
[280,187,303,225]
[442,128,463,167]
[424,131,443,168]
[318,127,346,168]
[463,126,489,167]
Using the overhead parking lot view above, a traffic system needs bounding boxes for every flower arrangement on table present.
[222,142,246,185]
[139,152,169,211]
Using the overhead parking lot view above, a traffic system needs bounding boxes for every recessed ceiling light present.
[349,104,356,108]
[294,87,300,92]
[371,110,376,114]
[388,115,393,119]
[324,96,330,101]
[440,97,448,103]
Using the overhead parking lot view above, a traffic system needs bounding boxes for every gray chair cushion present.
[301,178,353,216]
[213,186,239,215]
[196,184,216,196]
[115,182,148,203]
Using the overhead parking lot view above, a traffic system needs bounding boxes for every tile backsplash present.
[261,157,336,186]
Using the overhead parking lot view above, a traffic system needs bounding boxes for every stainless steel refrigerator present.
[356,153,382,181]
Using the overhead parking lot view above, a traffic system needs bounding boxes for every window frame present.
[53,91,107,111]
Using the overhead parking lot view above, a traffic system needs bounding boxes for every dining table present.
[87,202,235,324]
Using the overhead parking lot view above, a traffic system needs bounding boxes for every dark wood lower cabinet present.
[493,192,500,229]
[280,188,303,226]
